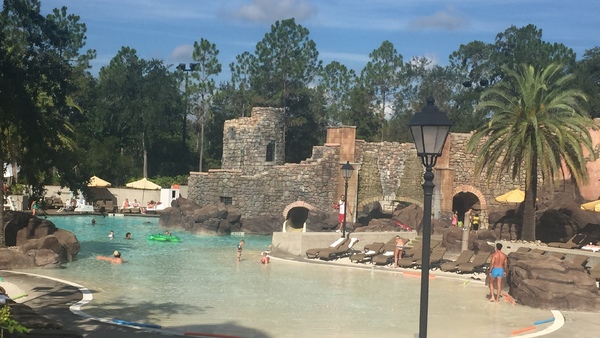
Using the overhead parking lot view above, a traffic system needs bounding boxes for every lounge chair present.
[305,237,348,259]
[565,255,589,268]
[396,245,423,268]
[371,241,399,265]
[319,238,360,261]
[530,248,546,255]
[104,200,117,213]
[440,250,474,272]
[350,242,385,263]
[414,247,448,269]
[588,261,600,280]
[401,242,423,258]
[547,233,588,249]
[545,251,565,260]
[456,251,491,273]
[430,239,442,250]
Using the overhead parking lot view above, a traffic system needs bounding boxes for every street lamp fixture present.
[176,63,199,146]
[341,161,354,238]
[408,97,452,338]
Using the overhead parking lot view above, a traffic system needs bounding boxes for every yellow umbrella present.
[126,177,161,190]
[88,175,111,187]
[495,189,525,203]
[580,200,600,212]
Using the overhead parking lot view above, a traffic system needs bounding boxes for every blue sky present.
[41,0,599,80]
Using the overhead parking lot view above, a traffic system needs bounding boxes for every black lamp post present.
[341,161,354,238]
[176,63,198,146]
[408,97,452,338]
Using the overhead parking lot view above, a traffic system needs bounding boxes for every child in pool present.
[237,239,245,262]
[260,251,270,264]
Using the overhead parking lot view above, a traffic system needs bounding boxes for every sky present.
[40,0,600,80]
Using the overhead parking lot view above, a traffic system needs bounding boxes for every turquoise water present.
[18,216,554,338]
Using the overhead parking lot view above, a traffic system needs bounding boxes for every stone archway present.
[281,201,317,232]
[452,184,488,229]
[357,195,423,212]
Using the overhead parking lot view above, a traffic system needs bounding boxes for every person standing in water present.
[489,243,508,302]
[237,239,245,262]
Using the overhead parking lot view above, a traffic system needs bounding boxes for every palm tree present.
[467,63,595,241]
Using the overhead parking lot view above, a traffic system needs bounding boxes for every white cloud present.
[423,53,441,68]
[169,45,194,62]
[320,51,370,64]
[225,0,317,22]
[408,7,468,31]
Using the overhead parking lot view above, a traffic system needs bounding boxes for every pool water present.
[19,216,553,338]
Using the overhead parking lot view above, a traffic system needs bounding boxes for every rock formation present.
[159,197,243,235]
[442,228,497,252]
[507,252,600,311]
[0,211,80,269]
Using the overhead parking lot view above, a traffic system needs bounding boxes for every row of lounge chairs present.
[547,223,600,249]
[341,236,491,274]
[305,237,360,261]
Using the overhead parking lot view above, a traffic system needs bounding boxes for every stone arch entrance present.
[281,201,317,232]
[452,185,488,229]
[357,195,423,213]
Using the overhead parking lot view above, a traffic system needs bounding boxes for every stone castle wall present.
[188,145,341,218]
[189,108,600,225]
[221,107,285,175]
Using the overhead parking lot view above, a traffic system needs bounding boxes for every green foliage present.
[0,0,92,245]
[0,304,30,334]
[467,63,594,241]
[150,175,189,188]
[189,38,222,171]
[318,61,356,125]
[575,47,600,118]
[361,40,405,141]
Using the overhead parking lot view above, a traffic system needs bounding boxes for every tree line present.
[2,0,600,244]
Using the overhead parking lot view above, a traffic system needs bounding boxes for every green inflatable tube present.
[147,234,181,242]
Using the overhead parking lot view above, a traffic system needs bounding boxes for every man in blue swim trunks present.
[489,243,508,302]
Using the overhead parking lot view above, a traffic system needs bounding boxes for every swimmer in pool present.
[96,250,124,264]
[260,251,270,264]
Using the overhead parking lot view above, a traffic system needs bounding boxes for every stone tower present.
[221,107,285,175]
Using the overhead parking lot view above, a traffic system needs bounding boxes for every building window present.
[220,196,233,205]
[266,141,275,162]
[229,127,235,139]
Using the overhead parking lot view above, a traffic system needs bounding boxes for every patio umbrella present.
[88,175,111,187]
[580,200,600,212]
[126,178,161,190]
[495,188,525,203]
[126,178,162,204]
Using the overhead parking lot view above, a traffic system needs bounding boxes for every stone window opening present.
[229,127,235,139]
[220,196,233,205]
[266,141,275,162]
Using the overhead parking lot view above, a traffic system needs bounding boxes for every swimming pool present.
[17,216,554,337]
